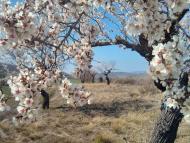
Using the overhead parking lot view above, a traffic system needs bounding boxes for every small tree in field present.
[0,0,189,142]
[96,61,116,85]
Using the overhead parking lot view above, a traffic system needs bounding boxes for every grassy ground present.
[0,78,189,143]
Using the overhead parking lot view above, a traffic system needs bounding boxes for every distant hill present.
[0,63,149,80]
[111,71,147,78]
[96,71,147,79]
[0,62,76,79]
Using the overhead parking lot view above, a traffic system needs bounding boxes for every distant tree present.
[91,71,96,83]
[103,68,113,85]
[97,61,116,85]
[76,67,97,83]
[98,77,104,83]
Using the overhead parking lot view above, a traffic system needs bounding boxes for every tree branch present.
[92,35,153,61]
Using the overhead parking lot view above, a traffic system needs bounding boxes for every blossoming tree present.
[91,1,190,142]
[0,0,189,142]
[0,0,94,123]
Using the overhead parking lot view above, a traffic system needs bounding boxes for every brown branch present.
[91,9,189,62]
[92,35,153,61]
[92,36,139,48]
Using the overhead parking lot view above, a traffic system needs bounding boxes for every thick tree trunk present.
[150,108,183,143]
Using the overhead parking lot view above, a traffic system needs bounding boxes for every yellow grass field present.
[0,77,189,143]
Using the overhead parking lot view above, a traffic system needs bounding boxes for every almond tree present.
[0,0,189,142]
[0,0,94,123]
[91,1,190,142]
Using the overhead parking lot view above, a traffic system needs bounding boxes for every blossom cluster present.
[32,0,97,73]
[0,0,37,49]
[0,0,100,73]
[7,68,39,123]
[150,36,188,83]
[125,0,190,45]
[150,34,190,121]
[6,54,92,122]
[66,39,93,72]
[125,0,169,45]
[33,61,62,88]
[59,78,92,107]
[6,55,63,123]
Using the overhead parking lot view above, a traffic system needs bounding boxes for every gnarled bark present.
[150,108,183,143]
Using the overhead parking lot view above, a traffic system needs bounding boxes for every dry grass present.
[0,77,189,143]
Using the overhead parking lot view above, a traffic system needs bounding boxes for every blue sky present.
[11,0,148,73]
[92,46,148,72]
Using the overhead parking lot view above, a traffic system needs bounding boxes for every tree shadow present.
[54,99,157,117]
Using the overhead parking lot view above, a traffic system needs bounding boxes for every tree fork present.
[150,108,183,143]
